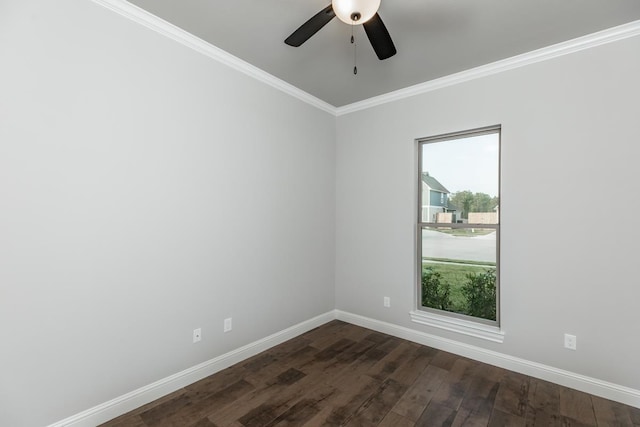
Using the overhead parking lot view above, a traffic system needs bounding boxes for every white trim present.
[89,0,336,115]
[335,310,640,409]
[48,309,640,425]
[46,311,336,427]
[90,1,640,117]
[409,310,504,343]
[335,20,640,116]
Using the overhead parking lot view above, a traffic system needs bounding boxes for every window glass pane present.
[421,227,497,321]
[422,226,496,264]
[418,129,500,324]
[421,133,499,225]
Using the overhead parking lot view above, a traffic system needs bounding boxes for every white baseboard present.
[47,311,336,427]
[335,310,640,409]
[49,308,639,426]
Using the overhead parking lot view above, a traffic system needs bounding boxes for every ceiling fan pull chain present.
[351,22,357,75]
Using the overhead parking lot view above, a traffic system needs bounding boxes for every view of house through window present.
[418,127,500,323]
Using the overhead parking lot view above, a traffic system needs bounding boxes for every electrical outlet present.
[383,297,390,308]
[564,333,576,350]
[224,317,232,333]
[193,328,202,343]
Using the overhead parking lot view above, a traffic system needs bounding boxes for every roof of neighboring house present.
[421,173,450,193]
[447,203,458,211]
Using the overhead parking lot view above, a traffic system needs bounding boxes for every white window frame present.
[412,126,504,343]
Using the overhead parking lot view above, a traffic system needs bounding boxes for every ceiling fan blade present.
[285,5,336,47]
[362,13,396,60]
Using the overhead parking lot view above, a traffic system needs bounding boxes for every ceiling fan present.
[284,0,397,60]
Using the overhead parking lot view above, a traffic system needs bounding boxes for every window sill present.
[409,310,505,343]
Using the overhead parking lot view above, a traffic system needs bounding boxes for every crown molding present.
[91,1,639,118]
[335,19,640,116]
[90,0,337,116]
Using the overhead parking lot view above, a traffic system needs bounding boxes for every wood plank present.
[378,410,415,427]
[275,334,399,427]
[527,378,560,413]
[629,405,640,425]
[265,382,337,427]
[186,364,248,394]
[525,411,563,427]
[388,345,437,387]
[210,337,361,426]
[236,403,282,427]
[392,364,449,421]
[366,342,419,383]
[306,338,357,363]
[363,330,394,344]
[298,339,402,425]
[430,350,460,371]
[327,337,398,383]
[99,414,147,427]
[592,395,634,426]
[300,406,335,427]
[189,418,219,427]
[299,320,343,340]
[140,379,254,427]
[493,370,529,417]
[351,335,405,373]
[473,363,507,384]
[452,376,499,427]
[208,368,318,425]
[322,375,382,426]
[453,405,491,427]
[557,417,595,427]
[340,323,379,343]
[304,321,351,350]
[558,386,597,426]
[281,385,340,426]
[266,399,321,427]
[243,345,318,387]
[488,408,526,426]
[99,389,187,426]
[430,357,477,411]
[335,338,378,364]
[524,378,562,427]
[345,378,409,426]
[415,402,457,426]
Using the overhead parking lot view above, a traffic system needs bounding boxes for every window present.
[412,126,503,342]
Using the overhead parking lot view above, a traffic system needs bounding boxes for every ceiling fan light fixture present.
[332,0,381,25]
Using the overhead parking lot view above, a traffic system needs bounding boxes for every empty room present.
[2,0,640,426]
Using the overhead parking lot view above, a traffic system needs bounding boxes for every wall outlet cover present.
[564,333,577,350]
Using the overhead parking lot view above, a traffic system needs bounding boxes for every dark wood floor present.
[102,321,640,427]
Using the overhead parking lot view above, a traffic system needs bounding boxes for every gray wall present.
[0,1,335,425]
[2,0,640,425]
[336,35,640,391]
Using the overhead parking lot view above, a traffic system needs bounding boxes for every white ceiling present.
[126,0,640,107]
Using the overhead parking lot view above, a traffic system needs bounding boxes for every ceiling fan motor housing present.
[285,0,396,61]
[332,0,381,24]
